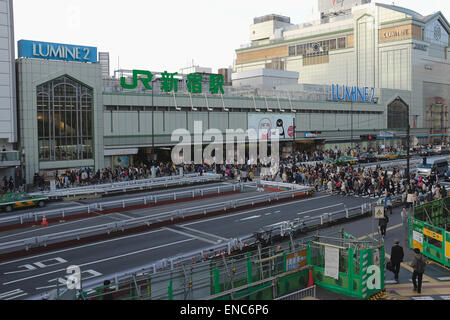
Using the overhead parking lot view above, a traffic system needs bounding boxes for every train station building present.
[6,0,450,184]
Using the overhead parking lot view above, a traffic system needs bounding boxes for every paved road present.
[0,188,264,242]
[0,181,232,219]
[0,191,371,300]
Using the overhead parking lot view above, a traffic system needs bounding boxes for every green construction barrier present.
[309,245,384,300]
[410,198,450,268]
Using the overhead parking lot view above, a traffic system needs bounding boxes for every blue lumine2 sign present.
[331,84,376,103]
[18,40,98,63]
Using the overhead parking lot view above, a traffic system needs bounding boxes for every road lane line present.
[4,293,27,300]
[177,226,228,241]
[0,229,165,266]
[297,203,344,216]
[0,289,22,299]
[0,215,108,241]
[238,215,261,222]
[162,227,218,245]
[182,194,333,227]
[3,238,194,286]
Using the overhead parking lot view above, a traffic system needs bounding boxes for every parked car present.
[432,145,449,155]
[419,148,434,157]
[445,168,450,182]
[417,157,449,178]
[396,151,408,159]
[376,152,397,161]
[358,153,377,163]
[0,193,48,213]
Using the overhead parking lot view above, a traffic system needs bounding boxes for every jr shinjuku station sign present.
[120,70,225,94]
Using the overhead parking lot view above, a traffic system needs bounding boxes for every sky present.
[12,0,450,74]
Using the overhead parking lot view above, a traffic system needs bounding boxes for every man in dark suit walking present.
[390,240,404,283]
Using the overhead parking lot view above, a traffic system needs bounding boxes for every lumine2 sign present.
[331,84,376,103]
[18,40,97,63]
[120,70,225,94]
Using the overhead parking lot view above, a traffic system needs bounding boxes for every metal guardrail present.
[29,173,220,199]
[0,180,247,228]
[0,184,312,254]
[275,285,317,300]
[30,192,400,299]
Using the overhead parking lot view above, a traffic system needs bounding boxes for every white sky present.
[12,0,450,74]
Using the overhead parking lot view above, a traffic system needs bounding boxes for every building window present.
[338,37,346,49]
[329,39,337,50]
[288,46,296,56]
[387,100,408,130]
[37,76,93,162]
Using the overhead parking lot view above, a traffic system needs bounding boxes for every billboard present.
[18,40,98,63]
[318,0,371,14]
[248,113,295,141]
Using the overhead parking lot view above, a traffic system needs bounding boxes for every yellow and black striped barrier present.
[369,290,387,300]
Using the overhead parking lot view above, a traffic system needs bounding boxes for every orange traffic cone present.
[41,215,48,227]
[307,269,314,287]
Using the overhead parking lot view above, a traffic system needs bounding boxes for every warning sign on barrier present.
[446,232,450,259]
[286,249,308,271]
[374,206,385,219]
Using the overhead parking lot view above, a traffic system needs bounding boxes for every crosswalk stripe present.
[412,296,434,300]
[0,289,24,299]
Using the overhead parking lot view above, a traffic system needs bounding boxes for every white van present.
[417,158,449,177]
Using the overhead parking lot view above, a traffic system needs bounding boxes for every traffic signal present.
[360,135,377,141]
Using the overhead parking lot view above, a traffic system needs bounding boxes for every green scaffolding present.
[409,198,450,267]
[80,230,385,300]
[307,233,384,300]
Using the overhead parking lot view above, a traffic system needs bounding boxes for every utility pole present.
[406,104,410,181]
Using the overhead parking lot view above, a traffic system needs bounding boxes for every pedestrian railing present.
[275,285,317,300]
[27,192,397,301]
[0,181,250,229]
[0,184,312,254]
[29,173,221,199]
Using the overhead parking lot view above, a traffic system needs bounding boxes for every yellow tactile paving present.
[386,281,450,297]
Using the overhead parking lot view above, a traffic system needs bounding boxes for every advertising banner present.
[286,249,308,272]
[248,114,295,141]
[18,40,98,63]
[324,246,340,280]
[412,219,424,251]
[446,232,450,259]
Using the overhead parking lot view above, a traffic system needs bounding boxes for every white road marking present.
[182,195,332,227]
[0,229,165,267]
[412,296,434,300]
[177,225,228,241]
[35,269,103,291]
[0,215,108,241]
[237,215,261,222]
[265,213,272,216]
[4,293,28,300]
[438,277,450,281]
[162,227,218,245]
[110,212,135,220]
[0,289,23,299]
[297,203,344,216]
[303,216,310,218]
[441,296,450,300]
[3,238,194,286]
[385,280,398,284]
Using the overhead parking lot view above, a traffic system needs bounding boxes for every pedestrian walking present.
[390,240,404,283]
[410,248,426,294]
[379,214,389,238]
[385,193,393,215]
